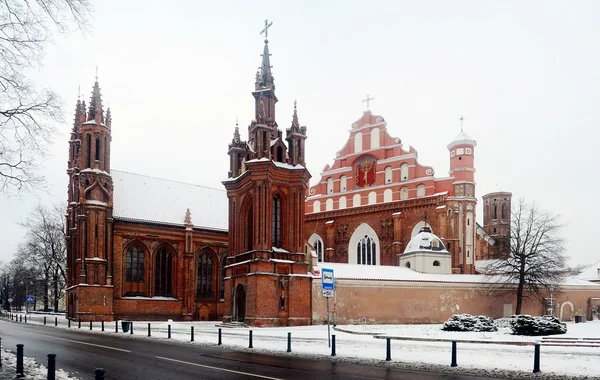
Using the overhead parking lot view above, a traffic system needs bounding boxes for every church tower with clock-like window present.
[223,21,311,327]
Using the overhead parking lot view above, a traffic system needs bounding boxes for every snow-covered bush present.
[509,314,567,336]
[442,314,498,332]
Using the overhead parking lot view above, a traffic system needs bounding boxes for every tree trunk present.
[53,270,59,312]
[43,268,50,311]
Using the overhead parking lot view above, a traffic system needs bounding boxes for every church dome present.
[404,226,448,253]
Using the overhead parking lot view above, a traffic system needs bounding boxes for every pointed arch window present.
[125,245,144,285]
[86,134,91,168]
[197,251,213,297]
[155,247,173,296]
[357,235,377,265]
[314,239,323,262]
[272,196,281,248]
[95,138,100,161]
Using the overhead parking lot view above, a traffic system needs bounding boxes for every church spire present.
[87,72,104,123]
[291,100,299,129]
[258,20,273,89]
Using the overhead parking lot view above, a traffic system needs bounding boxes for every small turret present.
[285,100,307,166]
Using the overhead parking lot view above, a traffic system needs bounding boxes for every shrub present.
[510,315,567,336]
[442,314,498,332]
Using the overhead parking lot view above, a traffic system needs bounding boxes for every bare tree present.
[0,0,91,195]
[19,202,66,311]
[485,199,566,315]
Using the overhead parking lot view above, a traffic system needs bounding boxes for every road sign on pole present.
[322,268,335,290]
[26,296,35,303]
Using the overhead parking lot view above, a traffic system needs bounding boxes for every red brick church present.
[65,23,536,325]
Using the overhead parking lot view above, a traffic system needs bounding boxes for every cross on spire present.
[362,94,374,111]
[260,19,273,40]
[460,115,465,132]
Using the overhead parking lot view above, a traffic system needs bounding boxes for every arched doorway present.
[234,284,246,322]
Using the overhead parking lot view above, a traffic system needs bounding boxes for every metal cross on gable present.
[362,94,374,111]
[460,115,465,132]
[260,19,273,39]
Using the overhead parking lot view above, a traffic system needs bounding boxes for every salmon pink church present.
[65,23,600,326]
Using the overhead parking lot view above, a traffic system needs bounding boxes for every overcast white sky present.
[1,0,598,268]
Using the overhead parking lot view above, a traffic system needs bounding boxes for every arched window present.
[353,194,361,207]
[370,128,380,149]
[155,246,173,296]
[86,134,91,168]
[400,187,408,200]
[326,198,334,211]
[340,175,347,192]
[357,235,377,265]
[384,166,393,183]
[493,203,497,219]
[417,184,426,198]
[384,189,392,202]
[433,260,440,267]
[244,204,254,251]
[354,132,362,152]
[406,262,411,268]
[272,196,281,248]
[339,196,347,209]
[313,200,321,213]
[501,203,506,219]
[220,257,226,300]
[276,146,283,162]
[368,191,377,204]
[125,244,145,295]
[197,251,213,297]
[327,178,334,194]
[309,233,324,262]
[95,138,100,161]
[400,163,409,181]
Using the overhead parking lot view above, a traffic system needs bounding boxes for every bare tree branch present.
[484,198,567,315]
[0,0,91,196]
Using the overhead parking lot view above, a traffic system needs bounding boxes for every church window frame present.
[416,184,426,198]
[348,223,380,266]
[124,242,146,296]
[400,187,409,200]
[340,175,347,192]
[272,195,282,248]
[309,233,325,262]
[325,198,334,211]
[354,132,363,153]
[384,166,393,184]
[154,245,174,297]
[241,197,254,252]
[327,178,334,194]
[400,163,409,182]
[433,260,441,267]
[196,248,214,298]
[95,137,100,162]
[339,196,347,209]
[370,128,380,149]
[86,134,92,168]
[353,194,361,207]
[313,200,321,213]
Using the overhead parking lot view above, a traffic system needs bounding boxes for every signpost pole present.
[327,297,331,348]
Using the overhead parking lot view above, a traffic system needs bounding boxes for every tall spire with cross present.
[362,94,374,111]
[460,115,465,132]
[259,19,273,88]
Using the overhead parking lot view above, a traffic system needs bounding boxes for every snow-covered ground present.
[2,313,600,380]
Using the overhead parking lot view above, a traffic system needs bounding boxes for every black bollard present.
[68,319,71,328]
[44,316,46,325]
[0,337,2,367]
[19,315,22,322]
[78,319,81,329]
[331,334,336,357]
[130,322,134,334]
[148,323,151,337]
[168,325,171,339]
[90,321,93,330]
[287,332,292,353]
[451,341,457,367]
[115,320,118,333]
[191,326,194,342]
[386,337,391,361]
[47,353,57,380]
[16,344,24,377]
[249,330,253,348]
[95,368,106,380]
[24,315,26,323]
[533,344,541,373]
[218,328,222,345]
[102,320,104,332]
[55,317,58,326]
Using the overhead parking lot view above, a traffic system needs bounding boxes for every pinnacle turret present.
[87,80,104,123]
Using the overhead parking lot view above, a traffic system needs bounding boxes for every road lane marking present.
[156,356,285,379]
[39,335,131,352]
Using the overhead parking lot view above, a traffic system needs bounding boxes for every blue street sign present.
[26,295,35,303]
[322,268,335,290]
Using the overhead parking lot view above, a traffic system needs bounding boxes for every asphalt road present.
[0,319,504,380]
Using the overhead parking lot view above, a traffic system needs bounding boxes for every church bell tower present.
[223,21,311,327]
[65,75,115,321]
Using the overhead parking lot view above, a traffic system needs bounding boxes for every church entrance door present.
[234,284,246,322]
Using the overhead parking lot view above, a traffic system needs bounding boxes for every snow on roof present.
[452,130,474,142]
[578,261,600,281]
[111,170,228,231]
[273,161,305,170]
[317,262,600,287]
